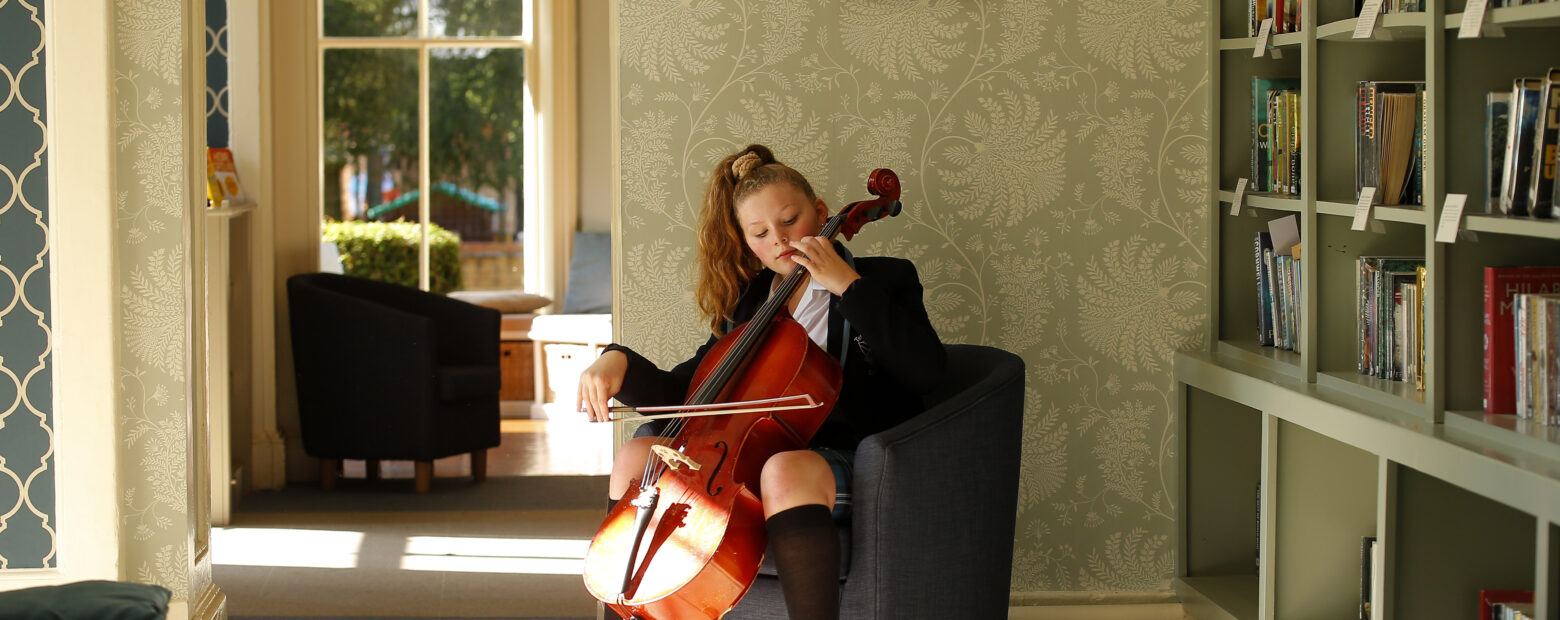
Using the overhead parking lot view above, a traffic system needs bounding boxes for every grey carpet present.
[235,475,609,513]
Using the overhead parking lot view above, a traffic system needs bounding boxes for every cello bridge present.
[651,444,702,472]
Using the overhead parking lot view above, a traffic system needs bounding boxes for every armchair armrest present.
[845,344,1024,619]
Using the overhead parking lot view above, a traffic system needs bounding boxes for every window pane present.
[323,48,420,226]
[323,0,417,37]
[430,0,524,38]
[430,47,525,292]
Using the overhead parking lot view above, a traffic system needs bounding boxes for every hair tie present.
[730,152,764,181]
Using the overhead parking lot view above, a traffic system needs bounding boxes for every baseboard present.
[1007,603,1184,619]
[1011,589,1180,606]
[1008,590,1183,619]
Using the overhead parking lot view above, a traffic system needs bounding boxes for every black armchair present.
[287,272,502,493]
[723,343,1026,619]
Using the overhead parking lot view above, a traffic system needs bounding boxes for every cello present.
[582,169,903,619]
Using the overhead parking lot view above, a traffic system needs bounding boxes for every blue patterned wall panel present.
[206,0,228,147]
[0,0,57,570]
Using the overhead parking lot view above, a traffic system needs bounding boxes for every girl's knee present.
[609,436,658,499]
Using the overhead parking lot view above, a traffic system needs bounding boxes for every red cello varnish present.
[583,169,902,620]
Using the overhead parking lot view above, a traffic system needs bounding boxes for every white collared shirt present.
[775,276,831,349]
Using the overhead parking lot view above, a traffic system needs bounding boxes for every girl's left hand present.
[788,236,860,295]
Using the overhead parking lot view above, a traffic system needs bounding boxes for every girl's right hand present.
[578,350,629,423]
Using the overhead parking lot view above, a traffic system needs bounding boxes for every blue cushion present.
[0,580,171,620]
[561,232,612,314]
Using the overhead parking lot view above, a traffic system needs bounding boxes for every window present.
[319,0,531,293]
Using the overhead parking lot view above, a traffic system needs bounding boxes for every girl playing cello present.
[578,144,945,619]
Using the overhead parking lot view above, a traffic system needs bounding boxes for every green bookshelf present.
[1182,1,1560,618]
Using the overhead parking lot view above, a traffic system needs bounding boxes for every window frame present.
[316,0,572,295]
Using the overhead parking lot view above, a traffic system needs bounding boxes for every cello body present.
[583,314,842,619]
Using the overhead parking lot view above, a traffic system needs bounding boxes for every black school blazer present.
[608,256,946,450]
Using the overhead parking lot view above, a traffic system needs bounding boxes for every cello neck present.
[685,212,850,407]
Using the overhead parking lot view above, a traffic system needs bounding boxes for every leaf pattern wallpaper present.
[114,0,195,599]
[615,0,1209,593]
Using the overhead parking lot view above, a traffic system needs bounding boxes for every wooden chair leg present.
[414,461,433,494]
[471,450,488,483]
[320,458,339,491]
[365,459,380,481]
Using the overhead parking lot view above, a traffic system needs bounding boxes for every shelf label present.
[1231,178,1249,216]
[1355,0,1383,39]
[1460,0,1489,38]
[1436,193,1468,243]
[1352,187,1377,231]
[1254,18,1273,58]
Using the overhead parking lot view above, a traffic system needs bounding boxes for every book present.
[1254,78,1300,194]
[1501,78,1543,216]
[1415,265,1427,391]
[1358,256,1424,379]
[1357,81,1425,203]
[206,147,248,207]
[1488,91,1513,213]
[1359,536,1376,620]
[1484,267,1560,414]
[1480,590,1534,620]
[1255,232,1275,346]
[1530,68,1560,218]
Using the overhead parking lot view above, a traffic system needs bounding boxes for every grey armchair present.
[725,343,1026,619]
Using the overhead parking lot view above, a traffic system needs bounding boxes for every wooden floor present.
[341,402,614,481]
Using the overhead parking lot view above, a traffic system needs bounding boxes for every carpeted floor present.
[233,475,609,513]
[215,475,607,619]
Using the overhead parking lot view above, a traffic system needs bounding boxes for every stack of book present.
[1357,256,1425,386]
[1249,0,1301,35]
[1253,78,1302,196]
[1356,81,1425,206]
[1483,267,1560,415]
[1480,590,1536,620]
[1488,0,1557,7]
[1514,292,1560,423]
[1485,69,1560,216]
[1254,215,1302,350]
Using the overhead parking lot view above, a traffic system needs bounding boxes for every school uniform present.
[605,255,946,452]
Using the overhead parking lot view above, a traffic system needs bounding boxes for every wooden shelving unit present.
[1182,1,1560,618]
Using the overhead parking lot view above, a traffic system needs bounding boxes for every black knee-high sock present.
[766,504,839,620]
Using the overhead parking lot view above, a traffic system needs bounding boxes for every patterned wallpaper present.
[0,0,56,571]
[615,0,1209,593]
[115,0,195,598]
[206,0,229,148]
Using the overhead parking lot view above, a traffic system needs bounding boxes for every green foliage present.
[323,220,463,294]
[321,0,525,223]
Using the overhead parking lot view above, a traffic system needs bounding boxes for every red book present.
[1485,267,1560,413]
[1479,589,1532,620]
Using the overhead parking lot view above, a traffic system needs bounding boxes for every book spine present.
[1512,79,1543,216]
[1502,79,1525,215]
[1358,82,1371,198]
[1530,69,1560,218]
[1487,268,1500,412]
[1267,248,1281,347]
[1255,233,1274,346]
[1359,258,1368,375]
[1489,92,1512,214]
[1519,295,1530,418]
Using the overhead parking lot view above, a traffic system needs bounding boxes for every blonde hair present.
[695,144,820,335]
